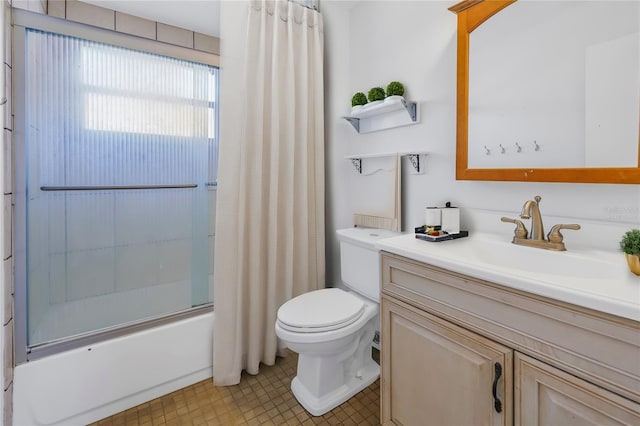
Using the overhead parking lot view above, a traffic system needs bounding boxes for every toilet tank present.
[336,227,402,302]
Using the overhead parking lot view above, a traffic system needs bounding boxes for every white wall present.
[322,1,354,287]
[323,0,640,284]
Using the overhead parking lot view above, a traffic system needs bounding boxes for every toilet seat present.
[277,288,365,333]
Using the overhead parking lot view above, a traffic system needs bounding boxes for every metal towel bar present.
[40,184,198,191]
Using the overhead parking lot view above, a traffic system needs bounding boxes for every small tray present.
[415,230,469,242]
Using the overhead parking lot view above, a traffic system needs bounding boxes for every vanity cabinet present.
[380,252,640,426]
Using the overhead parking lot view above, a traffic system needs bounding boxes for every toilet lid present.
[277,288,365,333]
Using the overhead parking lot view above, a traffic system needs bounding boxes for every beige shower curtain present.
[212,0,325,386]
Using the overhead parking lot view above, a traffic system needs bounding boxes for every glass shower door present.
[23,29,216,349]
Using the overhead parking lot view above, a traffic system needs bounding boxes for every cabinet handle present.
[492,362,503,413]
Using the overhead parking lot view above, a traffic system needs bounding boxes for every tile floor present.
[90,350,380,426]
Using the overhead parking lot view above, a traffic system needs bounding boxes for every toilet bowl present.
[275,227,401,416]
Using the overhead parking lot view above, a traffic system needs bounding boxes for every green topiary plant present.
[620,229,640,255]
[621,229,640,275]
[386,81,405,97]
[367,87,386,102]
[351,92,368,107]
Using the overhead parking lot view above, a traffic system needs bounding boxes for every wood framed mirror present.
[449,0,640,183]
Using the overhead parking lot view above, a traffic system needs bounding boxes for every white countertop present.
[376,232,640,322]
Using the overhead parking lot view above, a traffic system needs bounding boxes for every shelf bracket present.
[343,116,360,133]
[350,158,362,174]
[407,154,422,173]
[406,101,418,122]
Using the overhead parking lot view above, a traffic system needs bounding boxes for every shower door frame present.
[12,9,218,365]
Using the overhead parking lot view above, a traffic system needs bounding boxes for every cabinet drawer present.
[381,251,640,404]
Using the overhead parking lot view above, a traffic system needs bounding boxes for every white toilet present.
[275,227,401,416]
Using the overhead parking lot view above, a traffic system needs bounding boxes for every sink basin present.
[376,232,640,321]
[467,237,622,281]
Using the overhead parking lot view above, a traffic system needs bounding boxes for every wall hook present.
[484,145,491,155]
[533,140,540,151]
[515,142,522,153]
[499,144,506,154]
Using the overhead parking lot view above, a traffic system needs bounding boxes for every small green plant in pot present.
[351,92,367,108]
[367,87,386,103]
[620,229,640,275]
[386,81,405,98]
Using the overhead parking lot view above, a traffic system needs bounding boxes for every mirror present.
[449,0,640,183]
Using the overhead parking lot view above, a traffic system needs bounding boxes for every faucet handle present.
[547,223,581,243]
[501,217,528,239]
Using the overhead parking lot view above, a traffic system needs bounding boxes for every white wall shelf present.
[344,151,428,174]
[342,97,419,133]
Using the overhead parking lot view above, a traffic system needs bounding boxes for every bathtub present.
[13,312,214,425]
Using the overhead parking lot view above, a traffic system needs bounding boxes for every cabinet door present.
[515,352,640,426]
[381,296,513,426]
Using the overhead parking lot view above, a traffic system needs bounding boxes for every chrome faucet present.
[501,195,581,251]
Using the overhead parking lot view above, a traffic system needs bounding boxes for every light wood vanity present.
[380,251,640,425]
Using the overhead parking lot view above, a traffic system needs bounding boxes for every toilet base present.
[290,360,380,416]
